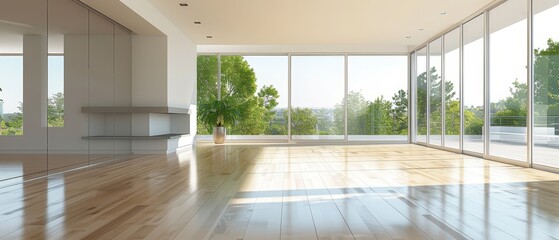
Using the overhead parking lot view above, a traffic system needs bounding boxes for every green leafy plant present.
[198,97,241,130]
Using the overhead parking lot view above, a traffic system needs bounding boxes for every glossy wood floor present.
[2,144,559,240]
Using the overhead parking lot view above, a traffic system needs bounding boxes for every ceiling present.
[82,0,499,48]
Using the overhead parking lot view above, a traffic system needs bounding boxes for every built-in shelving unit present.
[81,106,190,114]
[82,106,190,140]
[82,133,188,140]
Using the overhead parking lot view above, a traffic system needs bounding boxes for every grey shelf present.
[82,134,189,140]
[81,106,190,114]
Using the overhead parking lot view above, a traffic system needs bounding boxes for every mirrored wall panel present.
[0,0,48,186]
[47,0,89,172]
[488,0,527,162]
[0,0,133,187]
[462,14,485,154]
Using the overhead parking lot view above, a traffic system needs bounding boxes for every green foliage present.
[198,97,241,132]
[445,100,460,135]
[197,56,219,135]
[363,96,395,135]
[196,55,289,135]
[417,66,458,135]
[391,89,408,134]
[1,102,23,135]
[48,92,64,127]
[289,107,318,135]
[490,79,527,127]
[464,107,484,135]
[534,39,559,117]
[335,90,368,135]
[333,90,409,136]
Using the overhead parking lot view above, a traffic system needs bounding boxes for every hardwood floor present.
[1,143,559,239]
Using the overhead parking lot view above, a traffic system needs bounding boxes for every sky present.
[0,56,63,114]
[0,56,23,114]
[244,55,407,109]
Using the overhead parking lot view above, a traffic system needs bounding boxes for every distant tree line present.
[0,92,63,135]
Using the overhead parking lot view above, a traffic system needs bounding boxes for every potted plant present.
[199,97,240,144]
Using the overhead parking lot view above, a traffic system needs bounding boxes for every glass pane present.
[463,14,485,154]
[429,38,443,146]
[0,0,48,186]
[489,0,527,162]
[47,0,89,172]
[291,56,344,140]
[113,26,132,162]
[416,47,428,142]
[533,0,559,167]
[0,56,23,136]
[88,13,115,164]
[48,56,64,127]
[347,55,408,141]
[444,28,461,149]
[196,55,218,135]
[218,56,288,139]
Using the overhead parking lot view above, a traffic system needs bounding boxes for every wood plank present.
[1,144,559,240]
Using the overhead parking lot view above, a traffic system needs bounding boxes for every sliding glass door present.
[291,55,345,140]
[488,0,527,162]
[347,56,408,141]
[416,47,428,143]
[443,28,461,149]
[462,14,485,154]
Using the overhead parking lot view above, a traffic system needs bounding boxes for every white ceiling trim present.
[197,44,411,54]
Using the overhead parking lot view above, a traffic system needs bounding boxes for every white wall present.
[122,0,198,153]
[167,32,196,108]
[121,0,197,108]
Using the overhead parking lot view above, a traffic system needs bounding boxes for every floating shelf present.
[81,106,190,114]
[82,134,189,140]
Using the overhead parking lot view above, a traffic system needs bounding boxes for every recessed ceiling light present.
[206,36,213,39]
[179,3,188,6]
[440,11,447,15]
[418,28,424,31]
[194,21,201,24]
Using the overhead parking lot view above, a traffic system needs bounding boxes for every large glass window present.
[533,0,559,167]
[0,56,23,135]
[463,14,485,154]
[196,55,288,138]
[291,56,344,140]
[489,0,527,162]
[245,56,288,137]
[444,28,461,149]
[347,56,408,141]
[222,55,288,138]
[429,38,443,146]
[416,47,428,143]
